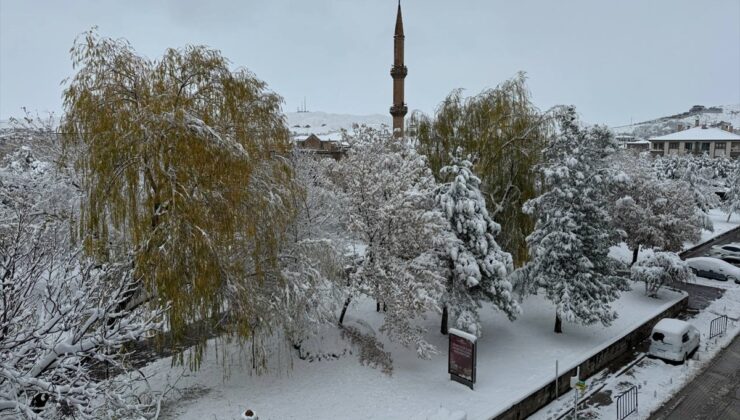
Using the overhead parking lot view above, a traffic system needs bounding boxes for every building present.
[625,139,651,152]
[293,133,347,160]
[389,1,408,138]
[648,125,740,159]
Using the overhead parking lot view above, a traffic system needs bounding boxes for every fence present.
[709,314,728,339]
[616,385,638,420]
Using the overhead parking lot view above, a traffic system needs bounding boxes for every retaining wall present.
[490,294,689,420]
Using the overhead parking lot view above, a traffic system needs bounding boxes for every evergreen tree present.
[436,155,519,336]
[522,108,628,333]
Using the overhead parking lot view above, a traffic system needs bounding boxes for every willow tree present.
[411,73,555,265]
[61,30,297,366]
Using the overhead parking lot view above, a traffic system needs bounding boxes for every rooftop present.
[649,126,740,142]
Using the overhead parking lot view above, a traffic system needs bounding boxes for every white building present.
[648,126,740,159]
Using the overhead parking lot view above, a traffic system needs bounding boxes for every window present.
[682,333,689,343]
[723,246,740,252]
[701,143,710,152]
[652,332,665,342]
[716,142,726,150]
[685,143,693,151]
[669,142,679,149]
[652,142,665,150]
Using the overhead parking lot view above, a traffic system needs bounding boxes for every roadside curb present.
[679,225,740,259]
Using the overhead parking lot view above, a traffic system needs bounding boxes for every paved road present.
[649,333,740,419]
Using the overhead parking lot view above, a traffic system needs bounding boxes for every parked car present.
[648,318,700,363]
[686,257,740,282]
[709,243,740,258]
[720,255,740,268]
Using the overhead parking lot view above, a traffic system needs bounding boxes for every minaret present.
[390,1,408,138]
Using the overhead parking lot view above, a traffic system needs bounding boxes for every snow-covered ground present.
[609,209,740,264]
[611,104,740,138]
[141,287,684,420]
[285,111,390,136]
[531,280,740,420]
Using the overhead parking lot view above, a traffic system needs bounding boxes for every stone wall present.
[490,294,689,420]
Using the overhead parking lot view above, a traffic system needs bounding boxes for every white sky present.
[1,0,739,126]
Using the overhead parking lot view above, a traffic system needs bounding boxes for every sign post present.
[569,366,587,420]
[448,328,477,390]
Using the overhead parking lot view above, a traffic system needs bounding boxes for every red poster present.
[448,330,476,386]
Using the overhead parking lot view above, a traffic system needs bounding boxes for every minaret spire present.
[390,0,408,138]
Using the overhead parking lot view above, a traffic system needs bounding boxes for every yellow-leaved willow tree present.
[61,29,298,367]
[410,73,556,266]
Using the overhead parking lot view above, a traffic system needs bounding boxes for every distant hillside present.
[612,104,740,139]
[285,111,391,138]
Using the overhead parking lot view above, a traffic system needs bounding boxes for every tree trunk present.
[630,245,641,267]
[383,302,387,312]
[554,312,562,334]
[376,301,381,312]
[339,296,352,325]
[441,305,449,335]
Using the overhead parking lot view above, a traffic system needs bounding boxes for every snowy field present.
[142,287,684,420]
[531,280,740,420]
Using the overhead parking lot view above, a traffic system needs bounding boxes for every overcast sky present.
[1,0,738,126]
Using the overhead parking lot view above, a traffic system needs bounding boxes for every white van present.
[648,318,700,363]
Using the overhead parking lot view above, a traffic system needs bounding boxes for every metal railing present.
[616,385,638,420]
[709,314,728,339]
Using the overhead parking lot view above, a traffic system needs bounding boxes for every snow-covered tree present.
[0,134,165,418]
[411,73,557,265]
[630,250,694,297]
[652,154,721,231]
[522,108,628,333]
[0,220,165,418]
[335,128,447,358]
[610,153,702,264]
[436,155,519,336]
[723,162,740,222]
[682,159,720,231]
[61,30,299,363]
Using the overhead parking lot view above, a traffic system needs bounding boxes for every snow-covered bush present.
[630,250,694,297]
[436,155,519,336]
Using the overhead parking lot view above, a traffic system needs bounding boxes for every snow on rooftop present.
[286,111,390,136]
[649,126,740,141]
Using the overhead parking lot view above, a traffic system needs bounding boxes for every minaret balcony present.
[390,104,408,117]
[390,65,408,78]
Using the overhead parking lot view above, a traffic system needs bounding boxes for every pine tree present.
[523,108,628,333]
[436,155,519,336]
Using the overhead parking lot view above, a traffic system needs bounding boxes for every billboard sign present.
[448,328,477,389]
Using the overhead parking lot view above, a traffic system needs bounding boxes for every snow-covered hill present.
[612,104,740,139]
[285,111,391,137]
